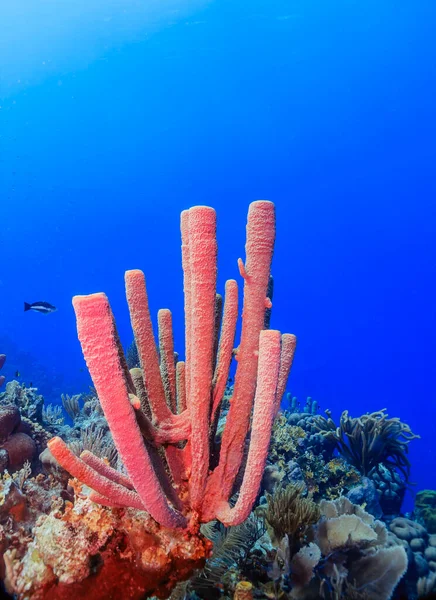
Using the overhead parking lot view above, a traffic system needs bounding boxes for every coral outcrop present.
[0,381,44,423]
[4,491,211,600]
[265,411,362,502]
[315,408,419,516]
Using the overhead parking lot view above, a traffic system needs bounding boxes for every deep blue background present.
[1,0,435,504]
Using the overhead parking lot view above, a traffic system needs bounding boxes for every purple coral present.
[0,404,36,472]
[0,354,6,388]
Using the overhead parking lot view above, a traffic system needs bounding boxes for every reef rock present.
[346,476,383,519]
[4,491,211,600]
[0,405,36,474]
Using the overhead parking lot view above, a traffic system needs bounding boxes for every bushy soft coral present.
[315,409,419,482]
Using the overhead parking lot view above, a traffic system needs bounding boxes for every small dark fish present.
[15,370,20,378]
[24,301,57,314]
[29,382,33,387]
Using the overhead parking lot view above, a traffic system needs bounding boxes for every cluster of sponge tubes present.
[49,201,297,530]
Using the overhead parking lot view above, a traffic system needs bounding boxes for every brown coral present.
[0,405,36,473]
[2,433,36,471]
[0,405,21,442]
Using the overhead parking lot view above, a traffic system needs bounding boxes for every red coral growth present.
[4,494,212,599]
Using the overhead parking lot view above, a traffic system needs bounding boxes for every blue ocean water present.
[1,0,435,507]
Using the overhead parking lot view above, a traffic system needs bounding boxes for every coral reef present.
[269,496,407,599]
[314,408,419,516]
[184,495,408,600]
[181,400,428,600]
[266,411,362,502]
[285,393,320,416]
[262,483,320,547]
[189,514,266,598]
[346,476,383,519]
[61,394,81,422]
[42,404,64,427]
[370,463,407,517]
[3,201,299,598]
[1,203,430,600]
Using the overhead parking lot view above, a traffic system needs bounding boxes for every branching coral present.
[315,408,419,481]
[61,394,82,421]
[42,404,64,426]
[68,423,117,467]
[47,202,296,532]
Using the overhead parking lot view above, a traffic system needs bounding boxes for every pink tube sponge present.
[72,293,186,529]
[183,206,217,510]
[205,200,276,508]
[51,201,297,530]
[208,329,282,525]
